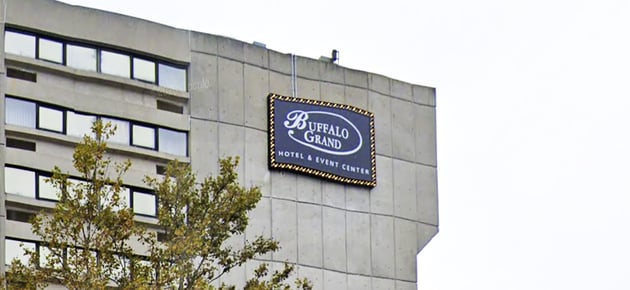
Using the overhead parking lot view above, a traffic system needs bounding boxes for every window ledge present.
[5,196,160,227]
[5,124,191,163]
[5,54,189,101]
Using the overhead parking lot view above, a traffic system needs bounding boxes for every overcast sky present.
[60,1,630,289]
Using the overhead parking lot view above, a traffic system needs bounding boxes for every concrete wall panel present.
[344,86,368,110]
[189,52,218,121]
[346,211,371,275]
[415,104,438,166]
[271,199,297,263]
[218,58,244,125]
[368,91,392,156]
[271,171,297,200]
[296,57,320,80]
[413,85,436,107]
[190,31,218,55]
[391,79,413,101]
[344,68,368,89]
[319,62,344,85]
[394,218,418,281]
[269,51,291,75]
[347,274,371,290]
[323,270,347,290]
[244,128,270,195]
[370,156,393,215]
[417,164,439,226]
[218,37,245,62]
[297,176,322,204]
[323,207,346,272]
[396,280,418,290]
[418,223,439,253]
[372,277,395,290]
[269,71,292,97]
[368,74,390,96]
[320,82,344,104]
[244,65,269,131]
[322,182,345,209]
[245,197,272,260]
[393,159,417,220]
[371,215,395,278]
[297,203,323,267]
[298,266,323,290]
[346,186,370,212]
[297,78,321,100]
[218,123,245,180]
[391,98,416,161]
[244,43,269,68]
[190,118,219,178]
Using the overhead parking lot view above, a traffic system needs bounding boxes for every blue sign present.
[268,94,376,187]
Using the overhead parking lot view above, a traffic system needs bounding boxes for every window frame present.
[36,104,66,134]
[4,30,37,58]
[5,96,37,128]
[37,36,65,65]
[130,189,158,217]
[65,42,98,72]
[5,164,159,217]
[5,27,189,91]
[4,165,37,198]
[6,95,189,156]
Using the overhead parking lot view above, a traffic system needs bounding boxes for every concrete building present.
[0,0,438,289]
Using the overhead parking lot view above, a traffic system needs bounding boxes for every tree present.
[2,121,311,290]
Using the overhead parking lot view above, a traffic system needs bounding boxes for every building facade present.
[0,0,438,289]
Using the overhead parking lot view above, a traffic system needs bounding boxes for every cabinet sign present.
[268,93,376,187]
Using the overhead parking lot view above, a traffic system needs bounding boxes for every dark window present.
[7,68,37,82]
[6,138,36,151]
[156,100,183,114]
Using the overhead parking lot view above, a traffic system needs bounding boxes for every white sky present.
[59,1,630,289]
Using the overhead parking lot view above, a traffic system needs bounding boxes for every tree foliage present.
[2,121,311,290]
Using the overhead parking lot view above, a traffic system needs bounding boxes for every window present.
[158,128,187,156]
[133,191,156,216]
[101,50,130,78]
[5,97,36,128]
[5,97,188,156]
[158,63,187,91]
[7,29,189,91]
[5,31,36,58]
[5,239,36,266]
[39,245,63,269]
[38,38,63,63]
[133,57,155,83]
[38,106,64,133]
[68,178,90,200]
[38,174,59,201]
[103,186,130,211]
[66,44,97,71]
[132,124,155,149]
[118,187,131,210]
[67,111,96,138]
[5,167,36,198]
[101,117,130,145]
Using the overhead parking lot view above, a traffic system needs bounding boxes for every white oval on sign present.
[283,110,363,156]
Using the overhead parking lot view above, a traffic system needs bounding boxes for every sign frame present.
[268,93,376,188]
